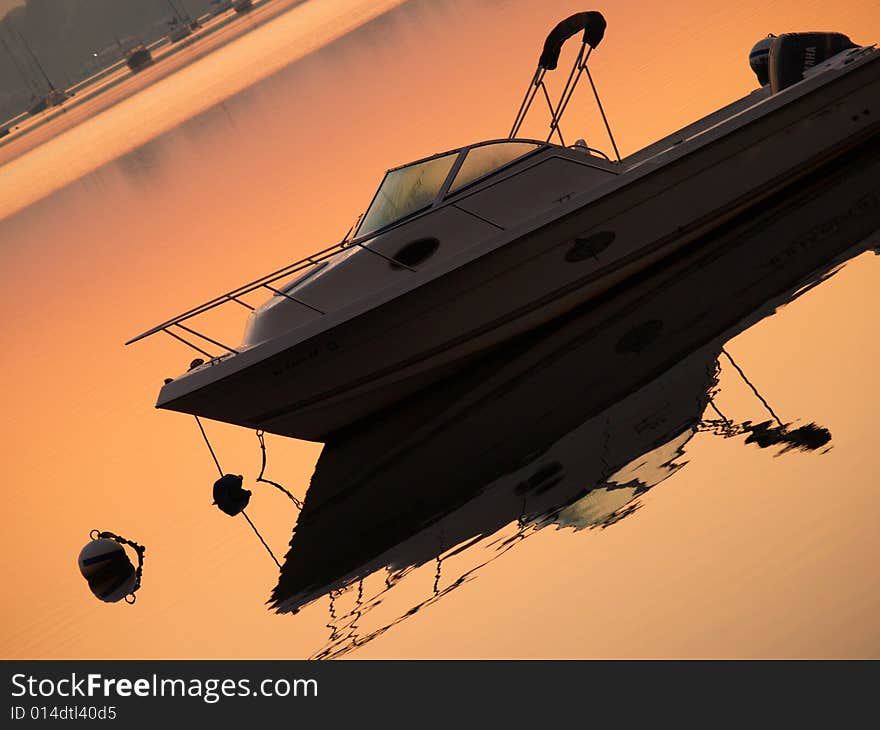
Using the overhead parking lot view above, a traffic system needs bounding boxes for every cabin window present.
[357,153,458,237]
[448,141,542,194]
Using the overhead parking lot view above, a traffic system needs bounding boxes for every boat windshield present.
[448,141,541,193]
[355,140,545,238]
[357,152,458,237]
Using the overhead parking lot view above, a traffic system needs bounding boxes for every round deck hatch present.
[390,237,440,269]
[565,231,616,262]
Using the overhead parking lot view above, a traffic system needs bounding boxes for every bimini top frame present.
[509,10,621,161]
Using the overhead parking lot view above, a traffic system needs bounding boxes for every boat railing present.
[125,135,611,361]
[125,137,539,359]
[125,203,440,360]
[125,238,354,358]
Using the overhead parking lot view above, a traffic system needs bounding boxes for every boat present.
[180,0,203,31]
[125,42,154,73]
[25,96,47,116]
[166,18,193,43]
[127,12,880,442]
[44,88,68,107]
[1,28,42,116]
[210,0,234,15]
[165,0,196,42]
[18,28,68,108]
[3,23,68,115]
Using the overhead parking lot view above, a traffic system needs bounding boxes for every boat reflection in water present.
[267,130,880,657]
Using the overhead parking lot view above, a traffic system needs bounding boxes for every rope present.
[194,418,282,570]
[90,529,146,604]
[194,416,223,476]
[241,510,281,569]
[721,348,785,426]
[255,431,303,509]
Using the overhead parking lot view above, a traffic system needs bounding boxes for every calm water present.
[1,0,878,659]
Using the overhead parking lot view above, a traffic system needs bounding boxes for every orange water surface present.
[0,0,878,658]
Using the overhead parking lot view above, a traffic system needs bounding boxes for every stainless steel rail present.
[124,137,603,360]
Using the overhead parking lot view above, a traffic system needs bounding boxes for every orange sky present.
[0,0,878,659]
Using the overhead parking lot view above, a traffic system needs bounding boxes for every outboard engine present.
[749,34,775,86]
[760,32,857,93]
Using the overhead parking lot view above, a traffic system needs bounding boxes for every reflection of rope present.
[701,356,831,451]
[327,591,340,642]
[433,556,442,596]
[516,497,528,529]
[312,522,532,660]
[256,431,303,509]
[354,580,363,620]
[721,348,784,427]
[707,398,729,424]
[599,417,611,476]
[433,533,444,595]
[90,529,146,604]
[700,359,737,438]
[343,580,365,649]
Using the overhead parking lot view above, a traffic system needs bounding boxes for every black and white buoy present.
[78,530,145,604]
